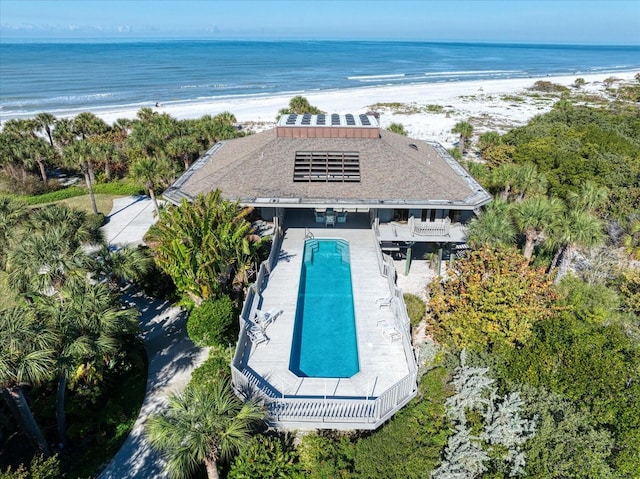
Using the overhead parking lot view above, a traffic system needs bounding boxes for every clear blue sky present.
[1,0,639,44]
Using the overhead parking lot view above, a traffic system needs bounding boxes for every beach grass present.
[0,271,19,310]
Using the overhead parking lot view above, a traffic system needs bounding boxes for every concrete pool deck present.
[240,225,410,400]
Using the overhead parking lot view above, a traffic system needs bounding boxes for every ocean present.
[1,40,638,120]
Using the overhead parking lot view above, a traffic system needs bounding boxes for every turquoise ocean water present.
[1,40,638,119]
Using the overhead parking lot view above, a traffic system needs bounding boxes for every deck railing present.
[231,219,418,430]
[409,216,450,236]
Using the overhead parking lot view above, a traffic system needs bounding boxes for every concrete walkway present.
[100,195,159,246]
[98,196,208,479]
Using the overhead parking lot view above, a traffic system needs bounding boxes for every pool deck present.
[241,224,410,399]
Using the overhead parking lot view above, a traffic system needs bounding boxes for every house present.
[163,113,491,430]
[164,113,491,259]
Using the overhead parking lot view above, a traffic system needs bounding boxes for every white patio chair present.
[246,325,269,345]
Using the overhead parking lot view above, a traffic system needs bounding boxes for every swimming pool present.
[289,239,359,378]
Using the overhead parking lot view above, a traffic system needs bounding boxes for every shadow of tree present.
[98,291,208,479]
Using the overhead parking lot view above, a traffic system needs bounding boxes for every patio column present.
[437,243,444,275]
[405,242,414,276]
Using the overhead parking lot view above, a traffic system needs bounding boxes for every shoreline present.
[2,70,638,148]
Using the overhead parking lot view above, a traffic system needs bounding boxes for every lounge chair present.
[246,325,269,345]
[382,326,401,343]
[375,296,392,309]
[255,308,283,329]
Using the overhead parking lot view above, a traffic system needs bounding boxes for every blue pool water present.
[289,239,359,378]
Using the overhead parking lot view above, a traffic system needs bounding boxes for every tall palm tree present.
[146,380,264,479]
[513,163,547,201]
[53,118,77,149]
[63,140,99,214]
[22,136,54,185]
[490,163,517,201]
[34,112,57,147]
[452,120,474,156]
[73,112,108,141]
[36,282,139,446]
[513,196,563,261]
[551,209,604,282]
[166,136,200,170]
[0,306,55,457]
[130,156,176,215]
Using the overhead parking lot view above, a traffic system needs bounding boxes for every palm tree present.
[22,136,54,185]
[146,380,264,479]
[91,244,153,290]
[452,120,473,156]
[0,197,28,268]
[566,181,608,213]
[513,163,547,202]
[7,204,102,297]
[63,140,99,214]
[36,282,139,446]
[276,96,322,120]
[52,118,77,149]
[166,136,200,170]
[0,306,56,457]
[34,112,57,147]
[466,198,516,249]
[513,196,563,260]
[477,131,501,152]
[490,163,517,201]
[551,209,604,282]
[130,156,176,215]
[73,112,108,141]
[136,107,158,123]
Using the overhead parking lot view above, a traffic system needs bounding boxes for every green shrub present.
[404,293,426,327]
[297,431,356,478]
[229,434,304,479]
[0,454,60,479]
[353,367,450,478]
[186,295,237,347]
[190,347,232,389]
[528,80,570,94]
[86,212,106,229]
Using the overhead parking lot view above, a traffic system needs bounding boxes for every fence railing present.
[231,219,418,430]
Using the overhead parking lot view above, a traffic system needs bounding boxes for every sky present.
[1,0,639,44]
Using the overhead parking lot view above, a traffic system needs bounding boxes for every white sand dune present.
[96,71,638,149]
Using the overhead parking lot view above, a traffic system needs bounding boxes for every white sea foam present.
[347,74,406,81]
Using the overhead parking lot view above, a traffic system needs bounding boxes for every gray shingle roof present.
[163,128,491,209]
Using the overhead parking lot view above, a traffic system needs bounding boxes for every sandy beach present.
[91,71,636,149]
[3,71,637,150]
